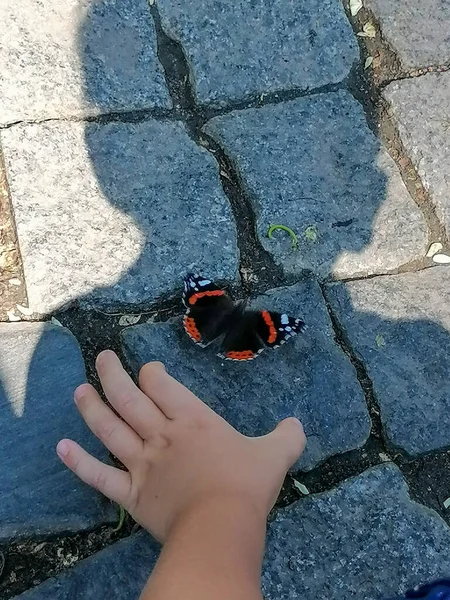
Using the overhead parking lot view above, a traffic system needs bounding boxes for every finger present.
[56,439,132,506]
[74,383,144,466]
[139,362,205,419]
[96,351,166,438]
[265,418,306,470]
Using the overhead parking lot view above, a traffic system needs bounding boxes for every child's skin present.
[56,350,306,600]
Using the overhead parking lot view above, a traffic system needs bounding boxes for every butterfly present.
[182,273,306,361]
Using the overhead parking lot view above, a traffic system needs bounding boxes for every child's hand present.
[56,350,306,542]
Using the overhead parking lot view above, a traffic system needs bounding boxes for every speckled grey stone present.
[0,120,239,313]
[0,0,170,125]
[204,92,428,279]
[157,0,358,105]
[384,72,450,237]
[14,532,160,599]
[326,268,450,456]
[16,466,450,600]
[0,323,114,542]
[365,0,450,68]
[121,280,370,471]
[263,464,450,600]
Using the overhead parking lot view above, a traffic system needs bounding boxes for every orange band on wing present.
[225,350,255,360]
[189,290,224,305]
[261,310,277,344]
[183,316,201,342]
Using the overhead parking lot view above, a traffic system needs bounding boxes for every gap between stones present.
[341,0,450,249]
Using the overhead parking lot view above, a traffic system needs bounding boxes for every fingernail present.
[57,440,70,458]
[74,384,87,404]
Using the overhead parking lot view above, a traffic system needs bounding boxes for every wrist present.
[171,492,267,539]
[166,493,267,579]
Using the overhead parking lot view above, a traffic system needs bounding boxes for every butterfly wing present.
[218,312,265,361]
[256,311,306,349]
[219,310,306,361]
[182,274,234,346]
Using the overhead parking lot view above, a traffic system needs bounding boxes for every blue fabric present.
[387,580,450,600]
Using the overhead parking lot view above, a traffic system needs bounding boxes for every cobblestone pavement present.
[0,0,449,598]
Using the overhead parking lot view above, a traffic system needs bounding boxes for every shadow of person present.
[3,0,449,559]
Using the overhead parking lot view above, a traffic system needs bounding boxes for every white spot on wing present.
[281,314,289,324]
[198,279,211,287]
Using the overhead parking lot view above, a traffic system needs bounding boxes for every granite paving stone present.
[384,71,450,237]
[156,0,358,105]
[364,0,450,69]
[263,464,450,600]
[0,323,115,542]
[0,120,239,314]
[326,268,450,456]
[204,91,428,279]
[14,532,160,600]
[0,0,170,125]
[15,466,450,600]
[121,280,371,471]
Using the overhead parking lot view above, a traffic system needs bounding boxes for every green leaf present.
[113,504,126,532]
[357,22,376,38]
[375,334,386,348]
[304,225,318,243]
[293,479,310,495]
[267,224,298,250]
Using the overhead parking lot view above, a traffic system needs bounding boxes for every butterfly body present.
[182,273,305,361]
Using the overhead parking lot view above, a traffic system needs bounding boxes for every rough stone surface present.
[384,72,450,237]
[121,280,370,471]
[0,120,239,313]
[0,0,170,125]
[263,464,450,599]
[326,268,450,456]
[16,466,450,599]
[14,532,160,599]
[365,0,450,68]
[0,323,114,542]
[157,0,358,105]
[204,92,428,279]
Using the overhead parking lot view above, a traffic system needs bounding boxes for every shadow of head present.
[77,0,389,287]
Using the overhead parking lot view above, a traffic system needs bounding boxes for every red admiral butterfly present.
[182,273,306,361]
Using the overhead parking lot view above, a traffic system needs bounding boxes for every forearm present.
[140,497,266,600]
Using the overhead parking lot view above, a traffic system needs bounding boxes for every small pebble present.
[7,309,21,322]
[16,304,33,316]
[432,253,450,264]
[426,242,443,258]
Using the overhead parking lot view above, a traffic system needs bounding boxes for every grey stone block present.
[0,0,170,125]
[16,466,450,600]
[0,120,239,313]
[121,280,370,471]
[326,268,450,455]
[263,464,450,599]
[365,0,450,68]
[384,72,450,237]
[157,0,358,105]
[204,92,428,279]
[14,532,160,599]
[0,323,114,542]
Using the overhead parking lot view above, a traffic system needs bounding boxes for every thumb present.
[266,417,306,470]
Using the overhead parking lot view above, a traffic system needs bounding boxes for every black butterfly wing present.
[182,273,234,346]
[219,310,306,361]
[256,311,306,349]
[218,312,265,361]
